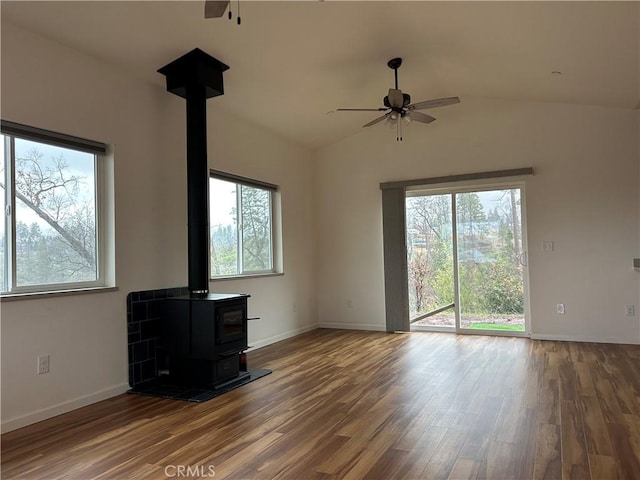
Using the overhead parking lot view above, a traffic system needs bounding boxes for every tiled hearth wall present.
[127,286,188,387]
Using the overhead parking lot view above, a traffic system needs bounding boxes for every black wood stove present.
[157,49,250,388]
[162,293,249,386]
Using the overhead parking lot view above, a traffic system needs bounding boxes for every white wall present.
[314,97,640,344]
[203,107,318,348]
[0,22,316,432]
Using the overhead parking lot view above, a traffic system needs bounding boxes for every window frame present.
[209,170,279,279]
[1,120,109,295]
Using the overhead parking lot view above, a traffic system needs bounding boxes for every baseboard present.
[318,322,386,332]
[248,323,319,350]
[3,325,320,432]
[530,333,640,345]
[1,383,129,434]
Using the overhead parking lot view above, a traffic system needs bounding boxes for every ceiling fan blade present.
[204,0,230,18]
[408,96,461,111]
[363,114,389,128]
[408,111,436,124]
[388,89,404,108]
[336,108,388,112]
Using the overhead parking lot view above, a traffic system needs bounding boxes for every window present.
[1,120,109,294]
[209,171,278,277]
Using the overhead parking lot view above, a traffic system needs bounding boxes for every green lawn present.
[467,323,525,331]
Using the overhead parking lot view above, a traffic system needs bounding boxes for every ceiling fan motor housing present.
[383,93,411,110]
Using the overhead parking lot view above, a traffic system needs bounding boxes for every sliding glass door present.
[407,185,528,335]
[405,194,456,329]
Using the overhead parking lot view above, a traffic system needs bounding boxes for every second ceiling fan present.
[336,58,460,141]
[205,0,242,24]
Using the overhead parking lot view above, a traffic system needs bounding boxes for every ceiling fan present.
[335,58,460,141]
[205,0,241,24]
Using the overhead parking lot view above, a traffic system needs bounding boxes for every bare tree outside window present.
[1,135,98,290]
[406,189,525,328]
[406,194,454,317]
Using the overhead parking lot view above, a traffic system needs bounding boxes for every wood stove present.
[157,49,250,388]
[162,293,249,387]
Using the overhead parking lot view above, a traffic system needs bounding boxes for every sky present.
[2,136,97,231]
[209,177,236,228]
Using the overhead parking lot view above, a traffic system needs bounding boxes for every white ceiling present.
[2,1,639,150]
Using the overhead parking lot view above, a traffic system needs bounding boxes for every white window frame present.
[1,120,110,295]
[209,170,280,279]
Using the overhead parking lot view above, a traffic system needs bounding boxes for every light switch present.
[542,241,554,252]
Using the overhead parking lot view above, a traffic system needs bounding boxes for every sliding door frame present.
[406,181,531,337]
[381,168,533,335]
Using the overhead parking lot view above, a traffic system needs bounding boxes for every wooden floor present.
[2,329,639,480]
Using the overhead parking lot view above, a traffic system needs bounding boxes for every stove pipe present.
[158,49,229,296]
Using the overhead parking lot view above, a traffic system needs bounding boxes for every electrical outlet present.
[37,355,50,375]
[626,305,635,316]
[556,304,565,315]
[543,241,554,252]
[347,299,353,308]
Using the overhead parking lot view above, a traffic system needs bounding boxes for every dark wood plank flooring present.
[2,329,639,479]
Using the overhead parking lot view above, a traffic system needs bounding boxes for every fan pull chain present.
[397,118,403,141]
[228,0,241,24]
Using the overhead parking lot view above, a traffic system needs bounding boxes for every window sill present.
[0,286,119,302]
[210,272,284,282]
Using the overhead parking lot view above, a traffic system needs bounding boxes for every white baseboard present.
[530,333,640,345]
[3,325,321,433]
[1,382,129,434]
[318,322,386,332]
[248,323,319,351]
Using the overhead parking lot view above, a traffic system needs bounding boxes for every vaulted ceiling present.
[2,1,638,149]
